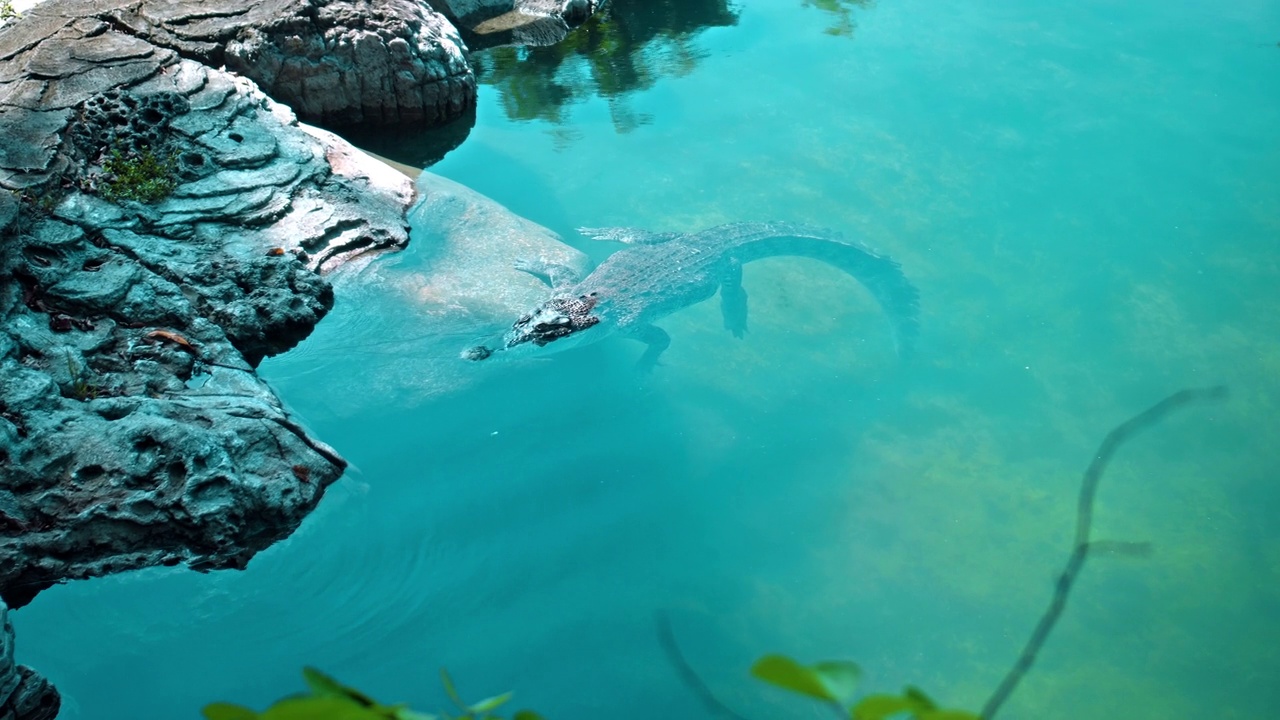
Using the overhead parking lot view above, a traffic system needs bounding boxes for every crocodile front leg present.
[624,324,671,372]
[513,258,582,289]
[720,257,748,338]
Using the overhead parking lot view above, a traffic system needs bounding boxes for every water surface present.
[15,1,1280,718]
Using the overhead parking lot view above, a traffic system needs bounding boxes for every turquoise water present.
[14,0,1280,718]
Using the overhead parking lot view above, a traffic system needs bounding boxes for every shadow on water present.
[339,106,478,170]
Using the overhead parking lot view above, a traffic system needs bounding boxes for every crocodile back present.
[710,223,921,356]
[569,238,728,328]
[575,222,920,355]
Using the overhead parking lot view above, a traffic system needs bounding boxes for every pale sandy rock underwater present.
[261,171,590,415]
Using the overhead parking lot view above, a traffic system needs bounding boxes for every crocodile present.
[463,222,920,370]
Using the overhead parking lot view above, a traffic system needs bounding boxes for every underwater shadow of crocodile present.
[465,222,920,370]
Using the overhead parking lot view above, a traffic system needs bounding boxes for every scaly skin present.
[464,222,920,370]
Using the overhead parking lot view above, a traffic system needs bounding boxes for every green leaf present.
[811,661,861,705]
[469,692,512,713]
[203,703,260,720]
[751,655,860,704]
[392,704,438,720]
[303,668,346,697]
[903,687,937,711]
[512,712,545,720]
[301,667,378,707]
[440,668,467,710]
[851,694,918,720]
[260,696,386,720]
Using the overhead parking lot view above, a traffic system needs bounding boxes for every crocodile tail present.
[712,222,921,357]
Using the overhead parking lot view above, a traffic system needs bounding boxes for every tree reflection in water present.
[474,0,873,135]
[473,0,739,133]
[344,0,874,165]
[802,0,873,38]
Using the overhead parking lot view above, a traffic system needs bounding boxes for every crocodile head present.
[464,293,601,361]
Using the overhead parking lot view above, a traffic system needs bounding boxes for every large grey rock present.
[0,9,416,708]
[0,4,418,610]
[15,0,476,129]
[0,601,58,720]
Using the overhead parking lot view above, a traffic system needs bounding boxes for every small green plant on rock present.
[203,667,544,720]
[11,185,65,222]
[0,1,19,21]
[99,146,177,203]
[66,354,100,402]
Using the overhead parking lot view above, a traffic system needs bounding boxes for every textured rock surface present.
[0,4,421,709]
[429,0,602,49]
[0,15,419,608]
[0,601,58,720]
[16,0,476,129]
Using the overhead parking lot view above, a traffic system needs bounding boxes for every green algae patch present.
[99,146,178,204]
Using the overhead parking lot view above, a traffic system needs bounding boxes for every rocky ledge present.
[1,600,57,720]
[0,0,599,717]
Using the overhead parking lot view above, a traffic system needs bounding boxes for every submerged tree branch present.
[655,611,758,720]
[656,386,1228,720]
[980,385,1228,719]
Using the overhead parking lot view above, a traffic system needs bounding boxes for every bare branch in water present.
[980,385,1228,719]
[655,611,758,720]
[654,387,1227,720]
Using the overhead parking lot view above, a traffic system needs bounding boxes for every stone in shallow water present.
[403,171,588,321]
[432,0,601,49]
[263,172,588,415]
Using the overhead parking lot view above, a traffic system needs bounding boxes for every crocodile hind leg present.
[623,324,671,372]
[720,257,748,338]
[513,258,581,289]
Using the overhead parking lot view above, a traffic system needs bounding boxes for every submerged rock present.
[403,171,587,320]
[263,172,587,414]
[429,0,603,49]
